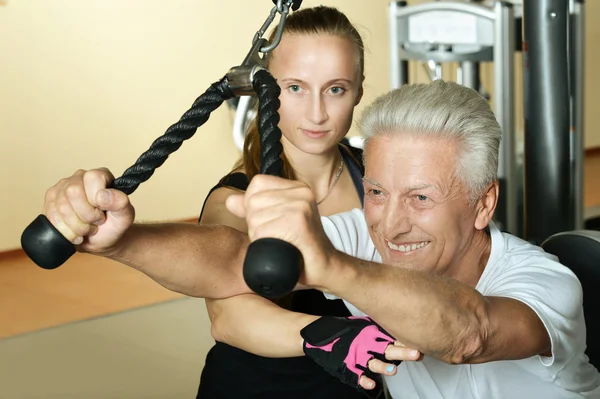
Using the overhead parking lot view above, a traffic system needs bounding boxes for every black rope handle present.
[113,79,234,194]
[21,78,235,269]
[255,71,284,176]
[242,69,303,298]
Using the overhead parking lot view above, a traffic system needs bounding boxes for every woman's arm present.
[207,295,317,357]
[200,187,320,357]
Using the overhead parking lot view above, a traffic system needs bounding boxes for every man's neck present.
[447,229,492,288]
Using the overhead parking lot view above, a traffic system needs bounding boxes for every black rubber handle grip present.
[21,215,76,270]
[242,70,303,298]
[243,238,302,298]
[20,78,234,270]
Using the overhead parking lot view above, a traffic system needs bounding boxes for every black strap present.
[218,172,250,191]
[198,173,249,223]
[339,144,364,206]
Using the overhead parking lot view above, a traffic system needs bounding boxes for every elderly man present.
[40,81,599,398]
[224,80,600,398]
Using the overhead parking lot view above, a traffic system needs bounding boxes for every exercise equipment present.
[20,0,304,299]
[542,230,600,366]
[232,95,257,151]
[387,0,587,243]
[523,0,586,244]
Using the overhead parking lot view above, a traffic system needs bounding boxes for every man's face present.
[363,133,483,277]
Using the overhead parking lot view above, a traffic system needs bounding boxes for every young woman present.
[196,6,372,398]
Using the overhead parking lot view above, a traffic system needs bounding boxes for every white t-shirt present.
[321,209,600,399]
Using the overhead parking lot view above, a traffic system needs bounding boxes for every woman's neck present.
[283,141,342,202]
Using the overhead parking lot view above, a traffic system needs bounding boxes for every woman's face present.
[268,33,363,155]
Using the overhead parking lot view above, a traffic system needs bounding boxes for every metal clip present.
[263,1,303,52]
[226,0,299,96]
[259,0,291,54]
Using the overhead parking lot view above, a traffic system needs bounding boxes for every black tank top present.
[196,144,368,399]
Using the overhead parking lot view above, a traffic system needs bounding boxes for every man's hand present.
[43,168,135,256]
[226,175,336,289]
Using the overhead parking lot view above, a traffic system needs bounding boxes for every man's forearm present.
[105,222,252,299]
[325,251,487,363]
[208,294,318,358]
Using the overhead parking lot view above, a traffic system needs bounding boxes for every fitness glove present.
[300,316,400,399]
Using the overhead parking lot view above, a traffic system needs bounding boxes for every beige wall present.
[1,0,599,251]
[0,0,392,251]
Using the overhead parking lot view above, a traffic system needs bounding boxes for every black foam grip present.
[21,215,76,270]
[243,238,302,298]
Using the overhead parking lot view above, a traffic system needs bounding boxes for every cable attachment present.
[260,0,301,54]
[226,39,268,96]
[226,0,302,96]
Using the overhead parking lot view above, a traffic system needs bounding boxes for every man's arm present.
[41,168,252,300]
[107,222,252,299]
[324,251,551,365]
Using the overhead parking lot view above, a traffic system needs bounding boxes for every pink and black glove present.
[300,316,399,399]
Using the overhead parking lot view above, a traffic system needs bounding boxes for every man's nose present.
[381,197,411,239]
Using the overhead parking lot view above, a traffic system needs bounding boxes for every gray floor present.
[0,298,213,399]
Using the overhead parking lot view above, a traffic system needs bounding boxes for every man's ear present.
[474,181,499,230]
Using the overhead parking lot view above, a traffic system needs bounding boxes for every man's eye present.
[417,195,428,201]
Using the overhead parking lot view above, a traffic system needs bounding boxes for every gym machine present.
[522,0,586,243]
[388,0,586,243]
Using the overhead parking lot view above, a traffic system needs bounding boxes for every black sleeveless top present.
[196,144,368,399]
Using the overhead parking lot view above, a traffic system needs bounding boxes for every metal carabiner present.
[226,0,301,96]
[259,0,291,54]
[248,0,297,55]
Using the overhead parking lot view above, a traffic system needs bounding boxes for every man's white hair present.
[358,80,502,202]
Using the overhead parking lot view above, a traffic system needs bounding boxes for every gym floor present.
[1,152,599,398]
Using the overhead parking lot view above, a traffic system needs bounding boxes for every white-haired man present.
[226,80,600,398]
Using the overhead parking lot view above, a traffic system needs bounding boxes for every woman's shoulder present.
[198,170,249,230]
[200,170,249,210]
